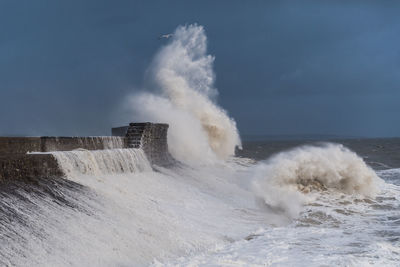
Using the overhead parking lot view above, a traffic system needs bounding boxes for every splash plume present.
[130,24,241,164]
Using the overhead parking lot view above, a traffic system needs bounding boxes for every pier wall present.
[0,154,62,181]
[0,122,170,181]
[0,136,126,155]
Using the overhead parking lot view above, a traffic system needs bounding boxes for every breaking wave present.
[128,24,241,164]
[252,143,382,218]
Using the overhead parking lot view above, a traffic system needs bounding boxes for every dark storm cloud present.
[1,0,399,137]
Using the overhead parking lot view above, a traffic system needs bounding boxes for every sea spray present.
[251,143,382,218]
[49,148,151,178]
[99,136,125,149]
[128,24,241,164]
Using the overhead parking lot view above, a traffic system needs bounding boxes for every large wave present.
[252,143,382,218]
[128,24,241,164]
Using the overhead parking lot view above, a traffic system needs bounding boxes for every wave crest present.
[252,143,381,217]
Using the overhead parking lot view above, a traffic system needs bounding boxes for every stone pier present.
[0,122,171,181]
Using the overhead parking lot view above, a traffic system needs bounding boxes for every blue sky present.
[1,0,399,137]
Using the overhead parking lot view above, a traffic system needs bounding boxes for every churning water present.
[1,144,399,266]
[1,24,399,266]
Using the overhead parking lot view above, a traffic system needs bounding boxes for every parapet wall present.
[0,136,125,155]
[0,137,42,155]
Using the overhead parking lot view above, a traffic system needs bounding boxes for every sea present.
[0,138,399,266]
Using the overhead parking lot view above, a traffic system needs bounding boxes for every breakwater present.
[0,123,170,181]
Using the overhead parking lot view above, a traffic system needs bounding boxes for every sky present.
[1,0,399,137]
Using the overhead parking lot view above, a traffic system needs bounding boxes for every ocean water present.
[164,142,400,266]
[0,141,399,266]
[1,24,399,266]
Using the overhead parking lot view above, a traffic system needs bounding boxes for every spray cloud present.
[129,24,241,164]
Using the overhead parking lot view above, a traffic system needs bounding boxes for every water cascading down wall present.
[0,122,170,181]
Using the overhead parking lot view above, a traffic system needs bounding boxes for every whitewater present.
[1,24,399,266]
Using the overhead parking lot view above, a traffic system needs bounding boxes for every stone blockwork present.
[0,137,42,155]
[0,154,63,182]
[126,123,172,165]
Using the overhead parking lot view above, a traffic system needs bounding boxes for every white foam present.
[6,161,273,266]
[6,149,399,266]
[50,148,151,178]
[98,136,125,149]
[158,167,400,267]
[251,143,382,218]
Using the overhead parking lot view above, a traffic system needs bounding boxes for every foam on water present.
[19,143,395,266]
[159,166,400,267]
[1,157,277,266]
[4,149,398,266]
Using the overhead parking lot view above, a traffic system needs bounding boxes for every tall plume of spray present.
[129,24,241,163]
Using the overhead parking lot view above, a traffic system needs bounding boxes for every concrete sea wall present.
[0,123,170,181]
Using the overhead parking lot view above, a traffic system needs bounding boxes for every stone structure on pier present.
[125,123,171,165]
